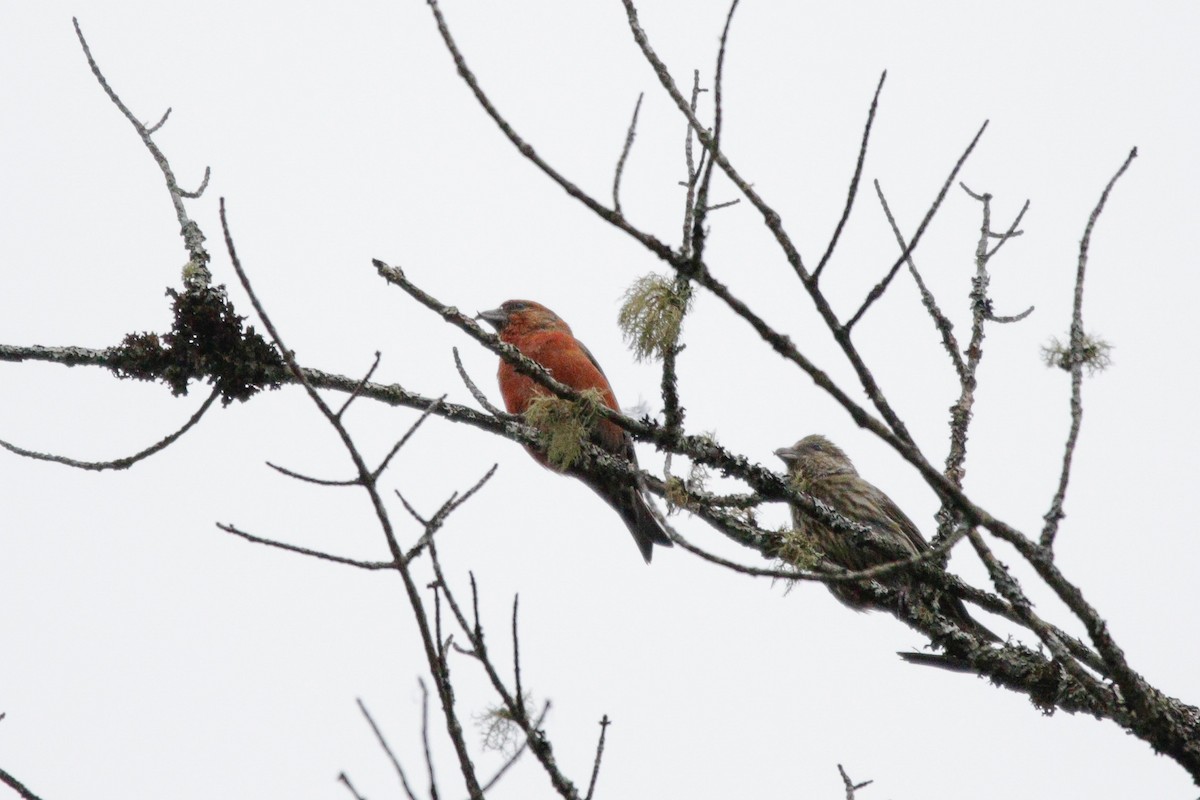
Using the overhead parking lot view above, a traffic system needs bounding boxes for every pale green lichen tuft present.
[774,526,824,572]
[618,273,693,362]
[1041,332,1113,375]
[474,692,538,755]
[522,388,607,470]
[664,476,691,511]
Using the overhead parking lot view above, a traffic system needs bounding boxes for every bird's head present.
[774,434,857,478]
[476,300,571,339]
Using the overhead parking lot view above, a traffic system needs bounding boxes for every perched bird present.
[775,434,998,642]
[476,299,672,563]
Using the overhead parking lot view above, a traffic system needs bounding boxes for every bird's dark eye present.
[506,301,528,312]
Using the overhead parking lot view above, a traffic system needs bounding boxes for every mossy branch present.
[523,389,608,470]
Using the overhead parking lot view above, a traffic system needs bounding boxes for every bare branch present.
[453,347,505,416]
[612,93,643,215]
[977,505,1194,753]
[512,595,524,712]
[964,530,1112,703]
[73,18,212,287]
[583,716,611,800]
[418,679,440,800]
[874,180,966,380]
[983,195,1029,259]
[844,121,989,331]
[404,464,499,563]
[0,767,43,800]
[145,106,171,134]
[814,72,887,283]
[1041,147,1137,551]
[681,69,707,256]
[837,764,873,799]
[216,522,394,570]
[423,0,677,266]
[0,388,218,471]
[373,396,446,480]
[357,697,420,800]
[266,461,359,487]
[177,165,211,199]
[337,772,368,800]
[336,352,383,419]
[988,306,1034,324]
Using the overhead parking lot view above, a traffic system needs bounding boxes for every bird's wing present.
[575,338,609,380]
[561,338,637,464]
[868,483,931,554]
[830,473,928,556]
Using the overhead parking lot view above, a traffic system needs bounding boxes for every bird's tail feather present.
[584,475,672,563]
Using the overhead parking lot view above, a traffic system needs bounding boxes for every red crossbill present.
[775,434,998,641]
[477,300,672,563]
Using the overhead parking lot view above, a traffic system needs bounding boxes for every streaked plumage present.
[775,434,997,641]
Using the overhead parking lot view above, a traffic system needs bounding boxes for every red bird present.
[477,300,672,563]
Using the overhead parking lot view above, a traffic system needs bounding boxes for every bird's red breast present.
[481,301,625,458]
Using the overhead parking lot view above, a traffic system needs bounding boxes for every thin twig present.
[265,461,358,486]
[177,166,211,199]
[145,107,171,134]
[357,698,420,800]
[680,70,706,255]
[583,716,611,800]
[814,72,886,283]
[403,464,499,562]
[216,523,394,570]
[453,347,505,416]
[983,196,1029,260]
[1041,147,1137,551]
[373,396,446,480]
[337,352,383,419]
[419,679,440,800]
[0,767,43,800]
[837,764,872,800]
[0,388,219,471]
[874,180,965,380]
[266,388,441,489]
[337,772,368,800]
[612,93,643,215]
[844,121,989,331]
[512,595,524,711]
[73,18,211,287]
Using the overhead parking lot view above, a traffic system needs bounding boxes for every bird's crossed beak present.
[476,307,507,330]
[774,446,799,464]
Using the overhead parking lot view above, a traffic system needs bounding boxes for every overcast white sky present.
[2,2,1199,798]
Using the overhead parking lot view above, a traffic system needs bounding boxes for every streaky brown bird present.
[478,299,672,563]
[775,434,998,642]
